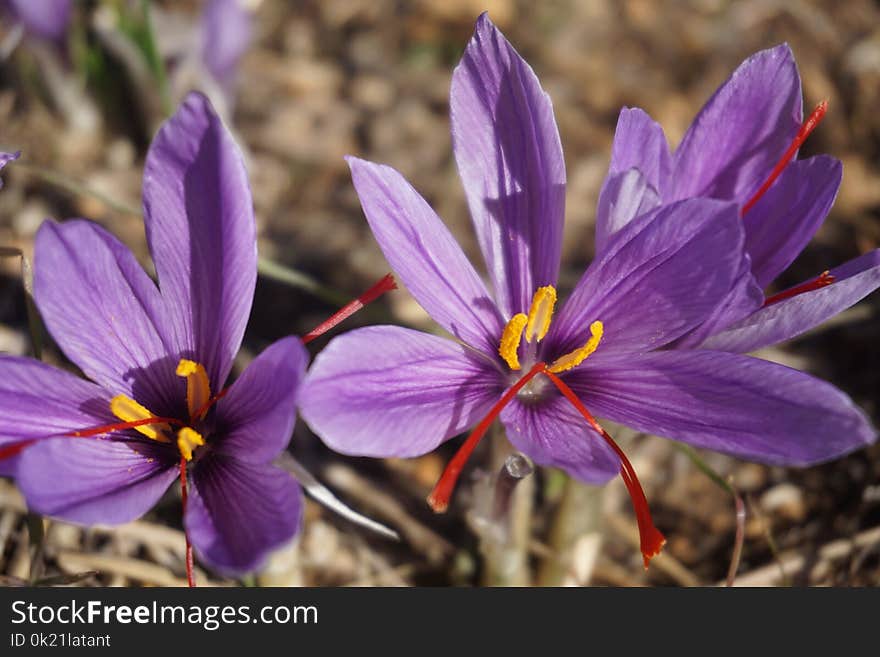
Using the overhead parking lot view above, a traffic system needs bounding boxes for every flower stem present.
[478,429,534,586]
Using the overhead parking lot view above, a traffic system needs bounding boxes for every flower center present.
[498,285,604,375]
[107,358,217,462]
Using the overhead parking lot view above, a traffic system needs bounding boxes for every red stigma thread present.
[0,439,39,460]
[193,388,229,422]
[542,369,666,569]
[741,101,828,216]
[0,416,186,463]
[427,363,665,568]
[179,457,196,588]
[68,416,184,437]
[427,362,546,513]
[302,273,397,344]
[763,270,835,307]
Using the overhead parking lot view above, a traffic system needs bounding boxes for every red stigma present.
[741,101,828,216]
[192,387,229,421]
[428,362,665,569]
[427,362,546,513]
[542,369,665,569]
[302,273,397,344]
[0,389,230,464]
[763,270,835,307]
[0,439,39,460]
[179,456,196,587]
[68,416,184,438]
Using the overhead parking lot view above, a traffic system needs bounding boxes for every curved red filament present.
[428,362,665,568]
[179,457,196,587]
[542,369,666,569]
[68,416,184,438]
[763,270,835,307]
[741,101,828,216]
[302,273,397,344]
[193,387,229,422]
[427,362,546,513]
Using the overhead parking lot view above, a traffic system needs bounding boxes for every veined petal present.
[743,156,842,288]
[299,325,502,458]
[673,250,764,348]
[450,13,566,318]
[500,396,619,485]
[187,455,302,574]
[346,157,504,355]
[572,350,876,466]
[143,91,256,389]
[16,438,178,525]
[0,356,112,476]
[550,198,746,356]
[34,220,181,413]
[594,167,661,255]
[700,250,880,353]
[671,44,802,203]
[214,336,307,464]
[607,107,672,197]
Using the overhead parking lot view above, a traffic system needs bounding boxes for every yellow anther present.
[176,427,205,462]
[525,285,557,343]
[548,321,604,374]
[109,395,171,442]
[176,359,211,421]
[499,313,528,370]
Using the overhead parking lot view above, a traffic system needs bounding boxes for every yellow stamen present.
[109,395,172,442]
[499,313,528,370]
[548,321,604,373]
[176,359,211,421]
[176,427,205,462]
[524,285,557,343]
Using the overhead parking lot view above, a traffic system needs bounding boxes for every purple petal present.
[0,150,19,188]
[214,336,307,464]
[16,437,178,524]
[143,91,256,389]
[201,0,252,87]
[33,220,182,413]
[743,156,842,288]
[346,156,503,355]
[606,107,672,197]
[299,325,502,458]
[187,456,302,574]
[673,250,764,348]
[700,250,880,353]
[671,44,802,203]
[594,167,661,254]
[6,0,70,41]
[450,13,566,318]
[549,198,746,356]
[574,350,876,466]
[0,355,111,476]
[500,396,619,485]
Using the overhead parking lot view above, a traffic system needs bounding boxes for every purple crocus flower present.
[1,0,71,43]
[596,44,880,352]
[299,15,877,567]
[0,92,306,577]
[200,0,252,91]
[0,150,19,187]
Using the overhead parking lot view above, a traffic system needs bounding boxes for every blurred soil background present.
[1,0,879,586]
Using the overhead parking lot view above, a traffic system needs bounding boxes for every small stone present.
[760,483,806,522]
